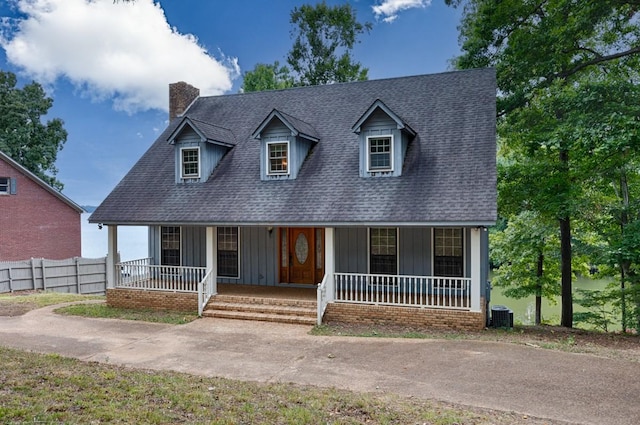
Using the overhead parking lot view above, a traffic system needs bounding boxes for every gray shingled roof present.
[168,117,237,147]
[260,109,320,142]
[90,68,497,226]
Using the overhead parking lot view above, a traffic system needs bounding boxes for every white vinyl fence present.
[0,257,107,295]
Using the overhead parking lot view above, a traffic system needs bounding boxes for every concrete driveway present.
[0,302,638,425]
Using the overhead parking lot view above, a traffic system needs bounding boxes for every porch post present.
[106,225,118,289]
[470,227,481,312]
[206,226,217,277]
[325,227,335,301]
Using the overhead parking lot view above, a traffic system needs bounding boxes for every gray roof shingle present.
[90,68,497,226]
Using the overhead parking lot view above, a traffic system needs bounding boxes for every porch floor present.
[217,284,317,301]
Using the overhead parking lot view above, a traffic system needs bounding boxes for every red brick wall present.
[107,288,198,312]
[0,158,81,261]
[324,301,487,331]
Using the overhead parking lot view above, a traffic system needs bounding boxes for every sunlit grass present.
[0,346,532,425]
[56,303,198,325]
[0,291,103,307]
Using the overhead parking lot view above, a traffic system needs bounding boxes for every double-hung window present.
[267,141,289,175]
[367,136,393,172]
[161,226,181,266]
[0,177,9,194]
[217,227,239,278]
[434,228,463,277]
[370,228,397,275]
[180,147,200,179]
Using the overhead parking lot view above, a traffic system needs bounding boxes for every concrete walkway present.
[0,302,638,425]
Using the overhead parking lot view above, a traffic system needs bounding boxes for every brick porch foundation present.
[107,288,198,312]
[324,301,487,330]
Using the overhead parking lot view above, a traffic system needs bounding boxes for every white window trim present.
[366,135,394,173]
[0,177,9,195]
[159,226,182,266]
[266,140,290,176]
[367,227,400,276]
[180,146,201,179]
[431,227,466,277]
[217,226,241,279]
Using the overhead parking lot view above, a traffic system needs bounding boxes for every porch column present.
[206,226,217,277]
[325,227,335,301]
[106,225,118,289]
[470,227,481,312]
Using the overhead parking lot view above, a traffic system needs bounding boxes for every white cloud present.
[372,0,432,23]
[0,0,239,113]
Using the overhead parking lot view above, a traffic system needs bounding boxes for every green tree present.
[287,1,371,86]
[243,1,371,92]
[241,61,294,93]
[0,71,67,191]
[490,211,561,325]
[447,0,640,327]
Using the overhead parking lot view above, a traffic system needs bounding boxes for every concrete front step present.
[203,295,317,325]
[212,294,316,308]
[203,309,317,325]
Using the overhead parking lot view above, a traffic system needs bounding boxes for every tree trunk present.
[619,171,629,332]
[559,148,573,328]
[536,251,544,325]
[560,216,573,328]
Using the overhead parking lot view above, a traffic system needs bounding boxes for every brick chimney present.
[169,82,200,121]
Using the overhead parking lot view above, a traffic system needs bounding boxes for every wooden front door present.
[279,228,324,284]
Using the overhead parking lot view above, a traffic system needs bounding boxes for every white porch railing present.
[116,258,206,293]
[316,273,332,325]
[198,268,217,316]
[334,272,471,310]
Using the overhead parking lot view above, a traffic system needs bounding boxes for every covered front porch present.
[105,226,487,328]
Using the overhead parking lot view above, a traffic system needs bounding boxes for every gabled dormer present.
[252,109,319,181]
[167,117,236,184]
[352,99,416,178]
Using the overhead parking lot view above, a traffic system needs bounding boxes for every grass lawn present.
[56,303,198,325]
[0,291,628,424]
[0,346,551,425]
[0,292,104,316]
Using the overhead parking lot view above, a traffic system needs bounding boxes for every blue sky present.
[0,0,462,206]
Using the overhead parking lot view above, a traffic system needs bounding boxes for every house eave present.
[88,219,497,228]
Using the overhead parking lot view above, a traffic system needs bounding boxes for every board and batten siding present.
[218,226,278,285]
[149,225,205,268]
[149,225,279,286]
[148,225,485,284]
[336,227,475,278]
[335,227,368,274]
[336,227,433,276]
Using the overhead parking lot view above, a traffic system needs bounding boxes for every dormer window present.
[180,147,200,179]
[267,141,290,175]
[168,117,236,184]
[353,100,416,178]
[367,136,393,172]
[253,109,319,181]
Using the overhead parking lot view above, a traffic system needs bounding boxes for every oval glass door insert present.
[295,233,309,264]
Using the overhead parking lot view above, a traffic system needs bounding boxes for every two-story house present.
[90,68,496,329]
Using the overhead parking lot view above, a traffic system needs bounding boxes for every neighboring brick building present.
[0,150,83,261]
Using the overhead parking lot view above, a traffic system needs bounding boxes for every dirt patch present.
[0,301,39,317]
[0,291,42,317]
